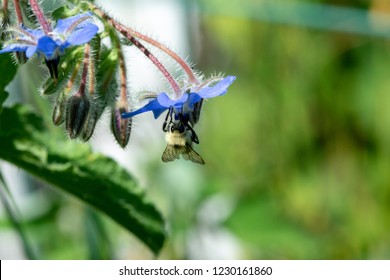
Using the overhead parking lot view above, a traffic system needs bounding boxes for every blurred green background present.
[1,0,390,259]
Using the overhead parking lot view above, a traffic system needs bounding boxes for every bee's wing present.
[182,144,205,165]
[162,144,205,165]
[161,145,181,162]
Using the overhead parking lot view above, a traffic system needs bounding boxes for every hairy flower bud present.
[0,7,10,30]
[52,90,69,126]
[1,8,11,42]
[66,94,90,139]
[80,106,100,142]
[111,101,132,148]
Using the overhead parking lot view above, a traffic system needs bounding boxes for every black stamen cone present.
[45,57,60,79]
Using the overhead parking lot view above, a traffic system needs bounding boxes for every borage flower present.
[122,75,236,164]
[0,12,98,78]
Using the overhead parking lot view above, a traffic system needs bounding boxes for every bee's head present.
[170,121,185,133]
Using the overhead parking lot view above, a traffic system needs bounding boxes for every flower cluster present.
[0,0,236,164]
[1,12,98,78]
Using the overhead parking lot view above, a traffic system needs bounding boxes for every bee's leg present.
[162,107,173,132]
[186,123,199,144]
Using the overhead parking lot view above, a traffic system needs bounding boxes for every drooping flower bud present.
[111,100,132,148]
[80,103,100,142]
[66,94,90,139]
[65,42,93,139]
[52,90,69,126]
[1,5,12,46]
[0,6,10,32]
[50,59,81,125]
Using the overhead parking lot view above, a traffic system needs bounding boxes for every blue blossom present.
[122,75,235,164]
[0,12,98,78]
[121,76,236,120]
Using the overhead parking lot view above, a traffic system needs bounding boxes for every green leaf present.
[0,54,18,111]
[0,105,166,254]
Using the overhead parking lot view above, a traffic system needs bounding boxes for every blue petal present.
[25,28,45,39]
[54,12,94,33]
[0,27,43,57]
[185,93,202,108]
[36,36,60,59]
[0,44,28,54]
[197,75,236,98]
[66,22,99,46]
[157,92,188,107]
[26,46,38,58]
[121,99,169,119]
[152,107,170,119]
